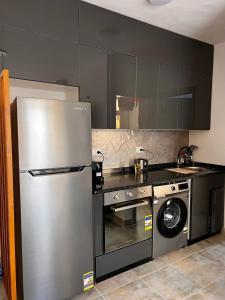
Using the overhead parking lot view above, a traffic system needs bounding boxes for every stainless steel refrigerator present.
[11,98,93,300]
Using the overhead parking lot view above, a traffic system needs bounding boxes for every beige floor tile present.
[96,269,137,295]
[104,279,164,300]
[206,231,225,246]
[142,265,200,300]
[172,252,225,288]
[184,291,205,300]
[159,247,194,264]
[187,239,213,254]
[131,258,166,278]
[69,287,103,300]
[201,275,225,299]
[200,244,225,268]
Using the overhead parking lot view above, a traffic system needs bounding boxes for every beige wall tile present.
[92,130,189,169]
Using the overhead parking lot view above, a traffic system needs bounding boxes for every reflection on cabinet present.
[1,26,79,85]
[109,52,136,129]
[136,56,159,129]
[79,45,108,128]
[157,64,195,129]
[0,0,79,42]
[79,1,137,55]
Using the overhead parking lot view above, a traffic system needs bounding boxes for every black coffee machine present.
[92,151,104,191]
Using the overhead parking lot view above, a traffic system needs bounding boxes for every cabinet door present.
[109,52,137,129]
[177,66,195,129]
[0,0,79,42]
[191,176,210,240]
[210,187,224,234]
[157,63,179,129]
[79,45,108,128]
[136,56,159,129]
[93,194,104,257]
[1,26,79,85]
[191,173,225,240]
[192,43,214,130]
[79,1,137,55]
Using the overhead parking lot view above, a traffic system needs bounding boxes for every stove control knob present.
[127,191,133,198]
[139,190,146,195]
[113,194,120,200]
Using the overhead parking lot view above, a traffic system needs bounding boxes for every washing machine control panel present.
[153,180,191,199]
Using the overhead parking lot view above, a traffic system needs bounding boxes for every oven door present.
[104,198,152,253]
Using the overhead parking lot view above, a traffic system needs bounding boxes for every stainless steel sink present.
[185,166,202,171]
[166,167,199,174]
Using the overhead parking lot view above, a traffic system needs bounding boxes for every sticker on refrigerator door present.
[83,271,94,292]
[145,215,152,231]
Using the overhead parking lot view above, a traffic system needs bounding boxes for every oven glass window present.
[104,199,152,253]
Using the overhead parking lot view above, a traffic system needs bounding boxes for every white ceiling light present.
[149,0,173,5]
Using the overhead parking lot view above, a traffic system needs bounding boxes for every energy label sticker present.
[83,271,94,292]
[145,215,152,231]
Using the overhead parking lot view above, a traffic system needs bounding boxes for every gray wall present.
[92,130,189,169]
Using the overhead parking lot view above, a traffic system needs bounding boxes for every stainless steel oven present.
[103,186,152,253]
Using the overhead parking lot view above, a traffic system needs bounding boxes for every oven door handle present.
[111,200,149,212]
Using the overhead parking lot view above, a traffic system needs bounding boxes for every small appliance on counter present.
[134,158,148,173]
[92,161,104,191]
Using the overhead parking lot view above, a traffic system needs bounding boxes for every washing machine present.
[152,180,191,258]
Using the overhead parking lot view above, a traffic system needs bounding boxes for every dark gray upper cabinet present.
[136,56,159,129]
[1,26,79,85]
[0,0,213,129]
[0,0,79,42]
[109,52,136,129]
[79,2,137,55]
[192,43,214,130]
[79,45,108,128]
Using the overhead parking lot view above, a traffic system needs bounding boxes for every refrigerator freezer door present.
[18,168,93,300]
[15,98,91,170]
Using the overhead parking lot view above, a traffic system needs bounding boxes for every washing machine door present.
[157,197,187,238]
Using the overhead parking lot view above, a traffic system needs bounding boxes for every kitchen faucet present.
[177,145,198,167]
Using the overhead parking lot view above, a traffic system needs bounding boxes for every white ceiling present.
[82,0,225,45]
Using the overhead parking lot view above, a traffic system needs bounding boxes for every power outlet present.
[136,147,144,153]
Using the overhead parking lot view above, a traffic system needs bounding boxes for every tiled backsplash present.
[92,130,189,169]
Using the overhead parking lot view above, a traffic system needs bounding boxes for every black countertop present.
[93,163,225,194]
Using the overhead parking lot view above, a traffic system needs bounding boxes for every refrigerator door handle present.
[28,166,86,176]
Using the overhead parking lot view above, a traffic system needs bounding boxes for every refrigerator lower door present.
[17,167,93,300]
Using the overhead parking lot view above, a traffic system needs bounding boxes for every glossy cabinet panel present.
[0,0,79,42]
[0,0,213,129]
[192,43,214,130]
[136,56,159,129]
[109,52,136,129]
[79,1,137,55]
[79,45,109,128]
[191,174,225,240]
[1,26,79,85]
[157,63,180,129]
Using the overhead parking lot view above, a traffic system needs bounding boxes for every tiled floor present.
[75,231,225,300]
[1,231,225,300]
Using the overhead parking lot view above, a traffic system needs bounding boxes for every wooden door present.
[0,69,17,300]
